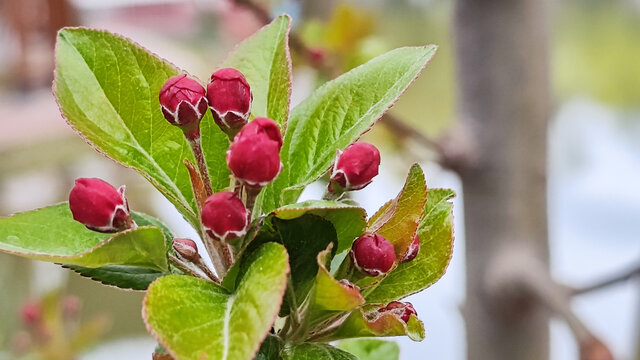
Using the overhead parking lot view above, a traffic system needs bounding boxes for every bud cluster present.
[158,68,253,139]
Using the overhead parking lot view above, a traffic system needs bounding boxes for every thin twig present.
[572,262,640,296]
[486,245,614,360]
[187,134,213,197]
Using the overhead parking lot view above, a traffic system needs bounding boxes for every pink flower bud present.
[20,301,41,326]
[69,178,131,233]
[401,234,420,263]
[172,238,200,262]
[378,301,417,323]
[201,192,249,242]
[330,142,380,192]
[236,117,283,149]
[206,68,252,135]
[159,75,208,132]
[226,118,282,188]
[350,234,396,276]
[339,279,359,291]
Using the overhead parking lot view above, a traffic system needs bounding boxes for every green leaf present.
[0,203,168,271]
[365,189,455,303]
[255,335,283,360]
[368,164,427,259]
[264,215,338,316]
[337,339,400,360]
[316,309,425,342]
[221,14,292,128]
[282,343,357,360]
[131,211,174,246]
[143,243,289,360]
[65,264,164,290]
[274,200,367,253]
[258,45,437,213]
[62,211,173,290]
[201,15,293,194]
[54,28,200,226]
[307,244,364,327]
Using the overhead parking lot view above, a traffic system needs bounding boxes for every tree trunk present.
[454,0,551,359]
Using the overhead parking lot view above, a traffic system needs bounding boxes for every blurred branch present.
[572,262,640,296]
[230,0,469,172]
[487,245,614,360]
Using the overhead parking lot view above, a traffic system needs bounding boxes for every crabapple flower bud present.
[329,142,380,193]
[227,118,282,188]
[401,234,420,263]
[172,238,200,262]
[339,279,359,291]
[207,68,252,135]
[201,192,249,242]
[350,234,396,276]
[69,178,131,233]
[378,301,417,323]
[159,75,208,134]
[236,117,283,149]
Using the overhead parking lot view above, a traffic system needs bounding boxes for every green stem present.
[185,130,213,197]
[169,254,205,280]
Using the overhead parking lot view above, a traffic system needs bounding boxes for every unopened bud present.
[159,75,208,135]
[172,238,200,262]
[227,118,282,188]
[401,234,420,263]
[330,142,380,193]
[201,192,249,242]
[207,68,252,136]
[69,178,131,233]
[378,301,417,323]
[236,117,283,149]
[339,279,359,291]
[350,234,396,276]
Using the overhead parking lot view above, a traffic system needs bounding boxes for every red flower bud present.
[159,75,208,131]
[227,118,282,187]
[69,178,131,233]
[172,238,200,262]
[330,142,380,192]
[339,279,359,291]
[236,117,283,149]
[207,68,252,135]
[350,234,396,276]
[401,234,420,263]
[378,301,417,323]
[20,301,41,326]
[201,192,249,242]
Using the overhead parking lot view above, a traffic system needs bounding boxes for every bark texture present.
[454,0,551,358]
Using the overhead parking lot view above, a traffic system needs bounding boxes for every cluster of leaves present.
[0,15,454,360]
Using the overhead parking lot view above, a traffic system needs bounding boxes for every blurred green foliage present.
[553,2,640,108]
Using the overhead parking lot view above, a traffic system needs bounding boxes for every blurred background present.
[0,0,638,359]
